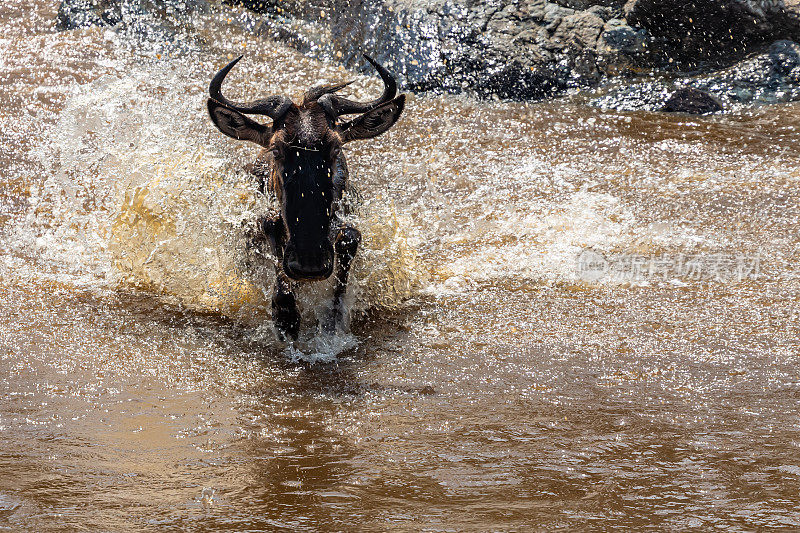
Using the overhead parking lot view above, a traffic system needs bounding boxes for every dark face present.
[268,105,342,280]
[206,54,406,281]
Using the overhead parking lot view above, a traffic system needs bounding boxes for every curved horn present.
[317,54,398,117]
[209,55,292,119]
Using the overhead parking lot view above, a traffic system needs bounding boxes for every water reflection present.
[233,378,358,529]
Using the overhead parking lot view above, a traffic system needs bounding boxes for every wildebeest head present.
[207,55,405,281]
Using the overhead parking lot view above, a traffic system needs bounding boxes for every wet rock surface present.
[56,0,651,98]
[57,0,121,28]
[222,0,800,100]
[624,0,800,66]
[592,39,800,112]
[230,0,653,99]
[661,87,724,114]
[56,0,210,30]
[56,0,800,103]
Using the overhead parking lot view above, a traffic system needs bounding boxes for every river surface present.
[1,2,800,531]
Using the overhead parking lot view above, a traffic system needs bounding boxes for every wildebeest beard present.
[280,146,336,281]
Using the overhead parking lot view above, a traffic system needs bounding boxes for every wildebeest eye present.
[271,147,282,160]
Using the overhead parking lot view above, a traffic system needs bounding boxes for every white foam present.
[283,331,360,364]
[11,55,425,347]
[427,159,716,291]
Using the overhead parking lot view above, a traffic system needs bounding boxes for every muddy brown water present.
[1,2,800,531]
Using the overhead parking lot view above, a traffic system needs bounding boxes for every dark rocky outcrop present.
[227,0,656,99]
[661,87,724,114]
[57,0,122,29]
[624,0,800,67]
[219,0,800,100]
[56,0,209,31]
[57,0,800,103]
[592,39,800,111]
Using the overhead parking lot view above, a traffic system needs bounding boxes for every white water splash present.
[428,159,716,292]
[11,54,425,348]
[283,331,359,364]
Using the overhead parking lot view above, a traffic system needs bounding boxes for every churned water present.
[1,1,800,530]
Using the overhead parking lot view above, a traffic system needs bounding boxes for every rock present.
[54,0,800,103]
[661,87,724,114]
[623,0,800,66]
[541,3,575,31]
[552,0,624,8]
[231,0,648,99]
[514,0,549,22]
[56,0,209,30]
[551,11,606,50]
[57,0,121,29]
[592,39,800,111]
[600,18,648,54]
[769,38,800,78]
[233,0,614,99]
[586,5,616,21]
[703,39,800,103]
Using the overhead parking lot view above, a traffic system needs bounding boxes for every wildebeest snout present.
[283,240,334,281]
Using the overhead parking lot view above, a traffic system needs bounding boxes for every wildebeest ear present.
[207,99,269,145]
[338,94,405,143]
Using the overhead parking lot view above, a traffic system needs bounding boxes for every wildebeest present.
[207,54,405,340]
